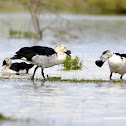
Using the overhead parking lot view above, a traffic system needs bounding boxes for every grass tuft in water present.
[62,55,83,70]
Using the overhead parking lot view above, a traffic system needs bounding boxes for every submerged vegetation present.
[0,76,125,83]
[45,77,107,83]
[9,29,40,39]
[62,56,83,70]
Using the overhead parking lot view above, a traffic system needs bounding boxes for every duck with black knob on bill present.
[95,50,126,80]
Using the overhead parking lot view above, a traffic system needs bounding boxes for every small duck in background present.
[2,58,34,74]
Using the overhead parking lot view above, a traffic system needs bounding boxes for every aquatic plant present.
[9,29,40,39]
[62,55,83,70]
[0,76,109,83]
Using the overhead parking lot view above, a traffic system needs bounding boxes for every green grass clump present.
[9,29,40,39]
[62,56,83,70]
[0,114,11,120]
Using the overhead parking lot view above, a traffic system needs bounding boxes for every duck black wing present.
[115,53,126,58]
[11,46,56,61]
[30,46,56,56]
[10,62,26,72]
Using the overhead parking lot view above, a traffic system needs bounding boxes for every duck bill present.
[95,60,104,67]
[65,50,71,57]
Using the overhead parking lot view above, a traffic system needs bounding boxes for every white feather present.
[108,54,126,75]
[31,52,67,68]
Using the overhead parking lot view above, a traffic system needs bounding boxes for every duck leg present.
[31,66,39,80]
[41,68,45,79]
[120,75,123,80]
[110,72,113,80]
[26,68,29,74]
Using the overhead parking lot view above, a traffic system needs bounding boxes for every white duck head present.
[95,50,114,67]
[55,45,71,56]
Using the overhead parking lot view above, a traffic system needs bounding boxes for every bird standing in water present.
[11,45,71,80]
[95,50,126,80]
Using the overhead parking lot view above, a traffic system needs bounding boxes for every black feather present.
[13,46,56,61]
[10,62,34,73]
[115,53,126,58]
[15,47,36,61]
[30,46,56,56]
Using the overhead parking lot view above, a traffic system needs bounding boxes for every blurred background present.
[0,1,126,126]
[0,0,126,15]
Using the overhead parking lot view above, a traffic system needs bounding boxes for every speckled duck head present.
[55,45,71,56]
[2,58,12,66]
[95,50,114,67]
[100,50,114,62]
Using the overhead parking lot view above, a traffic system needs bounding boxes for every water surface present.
[0,14,126,126]
[0,81,126,126]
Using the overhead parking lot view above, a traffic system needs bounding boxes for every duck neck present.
[4,64,11,69]
[57,52,67,64]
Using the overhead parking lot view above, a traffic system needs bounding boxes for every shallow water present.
[0,14,126,125]
[0,81,126,126]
